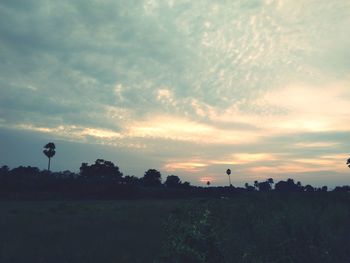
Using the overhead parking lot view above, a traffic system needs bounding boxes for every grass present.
[0,199,178,263]
[207,193,350,263]
[0,193,349,263]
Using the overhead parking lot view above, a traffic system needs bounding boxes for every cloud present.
[164,161,209,173]
[0,0,349,185]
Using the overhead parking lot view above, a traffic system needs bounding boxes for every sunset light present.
[1,0,349,187]
[1,1,350,262]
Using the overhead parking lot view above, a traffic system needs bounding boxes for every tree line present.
[0,141,348,199]
[0,158,349,200]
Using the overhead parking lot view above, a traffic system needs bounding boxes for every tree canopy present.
[142,169,162,187]
[80,159,123,181]
[165,175,181,188]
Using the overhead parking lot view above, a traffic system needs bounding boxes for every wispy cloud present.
[0,0,349,185]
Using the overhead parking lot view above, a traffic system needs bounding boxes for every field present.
[0,193,349,263]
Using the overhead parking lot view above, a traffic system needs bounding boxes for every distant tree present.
[43,142,56,171]
[80,162,89,175]
[207,181,211,187]
[254,180,259,190]
[123,175,140,185]
[321,186,328,192]
[79,159,123,181]
[226,169,232,186]
[165,175,181,188]
[57,170,76,178]
[0,165,9,176]
[256,179,273,192]
[182,181,191,188]
[244,182,255,191]
[347,158,350,168]
[304,184,315,192]
[142,169,162,187]
[275,178,302,192]
[11,166,40,177]
[333,185,350,192]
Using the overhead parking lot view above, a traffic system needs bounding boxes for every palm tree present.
[347,158,350,168]
[43,142,56,171]
[226,169,232,187]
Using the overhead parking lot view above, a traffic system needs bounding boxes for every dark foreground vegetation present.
[1,159,349,200]
[0,194,349,263]
[1,157,350,262]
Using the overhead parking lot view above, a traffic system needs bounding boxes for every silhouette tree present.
[226,169,232,187]
[79,159,123,181]
[304,184,315,192]
[123,175,140,185]
[244,182,255,191]
[334,185,350,192]
[43,142,56,171]
[207,181,211,187]
[165,175,181,188]
[347,158,350,168]
[267,178,274,185]
[182,181,191,188]
[254,180,259,190]
[255,179,273,192]
[0,165,9,176]
[275,178,302,192]
[142,169,162,187]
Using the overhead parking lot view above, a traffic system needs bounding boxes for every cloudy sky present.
[1,0,350,187]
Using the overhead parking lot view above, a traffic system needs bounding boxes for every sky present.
[0,0,350,187]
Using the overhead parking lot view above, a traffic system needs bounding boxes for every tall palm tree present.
[226,169,232,187]
[43,142,56,171]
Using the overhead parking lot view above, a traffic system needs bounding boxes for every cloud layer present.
[1,0,350,186]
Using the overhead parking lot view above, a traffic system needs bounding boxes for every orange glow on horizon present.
[164,161,208,172]
[199,176,214,183]
[126,115,259,145]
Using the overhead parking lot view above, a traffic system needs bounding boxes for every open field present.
[0,199,175,263]
[0,193,349,263]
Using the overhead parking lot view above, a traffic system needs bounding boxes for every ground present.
[0,193,349,263]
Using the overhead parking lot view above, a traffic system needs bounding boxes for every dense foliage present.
[0,160,349,200]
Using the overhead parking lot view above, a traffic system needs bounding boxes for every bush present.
[157,206,224,263]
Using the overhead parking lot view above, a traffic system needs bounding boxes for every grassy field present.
[0,193,349,263]
[0,199,176,263]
